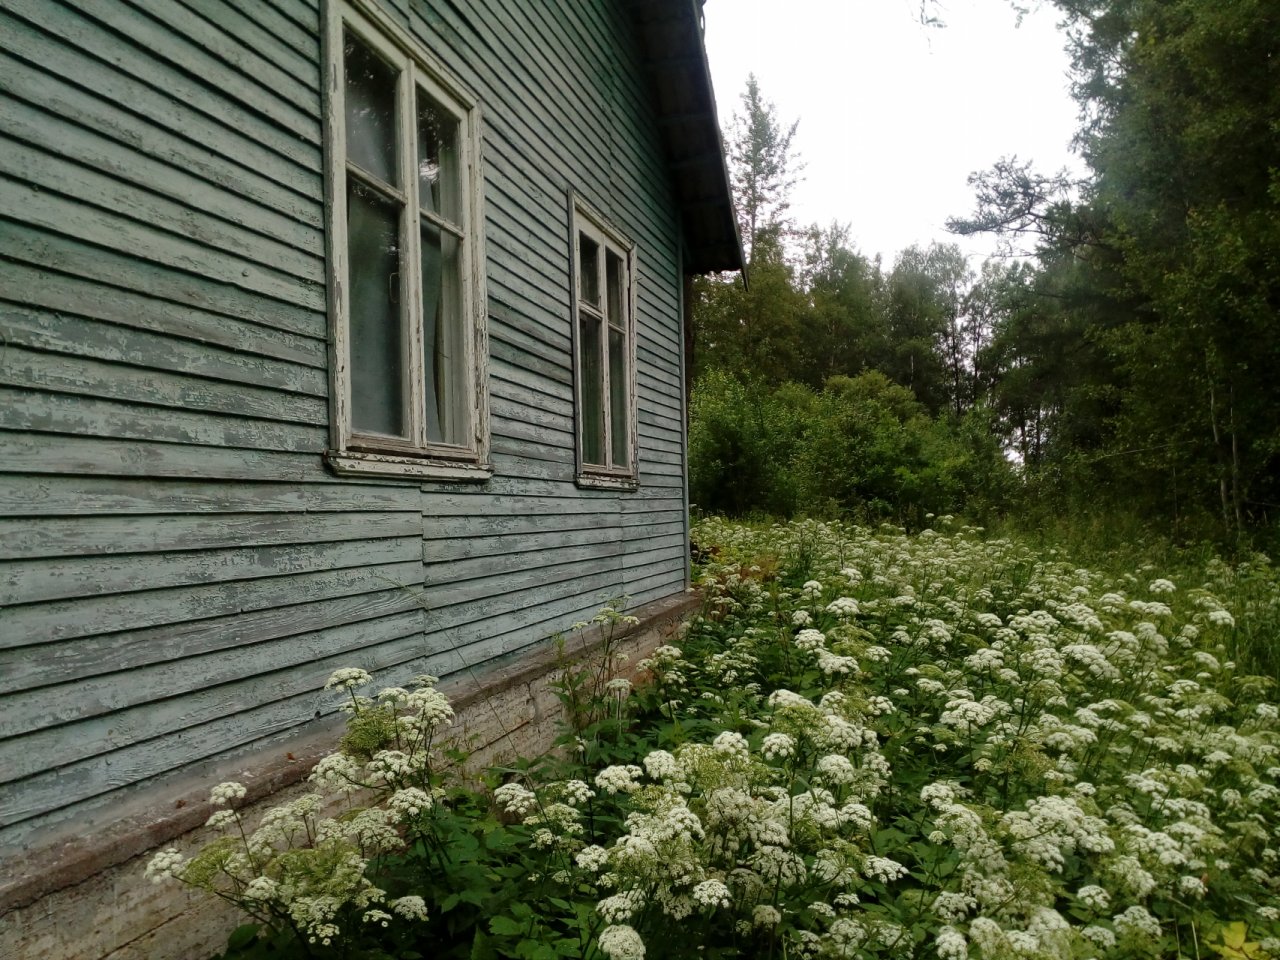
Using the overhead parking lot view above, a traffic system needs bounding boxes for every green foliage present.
[688,370,810,518]
[949,0,1280,538]
[689,370,1014,525]
[167,522,1280,959]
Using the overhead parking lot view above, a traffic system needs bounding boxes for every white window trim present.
[569,194,639,491]
[323,0,491,482]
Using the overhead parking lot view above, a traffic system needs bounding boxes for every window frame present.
[323,0,491,482]
[568,194,639,491]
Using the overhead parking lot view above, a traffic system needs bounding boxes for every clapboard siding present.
[0,564,426,688]
[0,46,321,230]
[0,6,319,198]
[0,0,696,850]
[0,230,328,343]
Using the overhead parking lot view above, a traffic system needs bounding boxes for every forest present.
[689,0,1280,547]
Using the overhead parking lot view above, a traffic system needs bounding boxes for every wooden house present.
[0,0,740,954]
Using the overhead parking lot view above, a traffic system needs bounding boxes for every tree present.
[950,0,1280,536]
[727,74,801,265]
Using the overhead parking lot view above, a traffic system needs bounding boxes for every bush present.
[691,371,1015,525]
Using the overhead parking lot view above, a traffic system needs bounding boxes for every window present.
[570,198,637,489]
[325,0,490,481]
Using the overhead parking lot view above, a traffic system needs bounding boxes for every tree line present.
[691,1,1279,544]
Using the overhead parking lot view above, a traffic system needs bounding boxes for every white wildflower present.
[209,782,247,806]
[325,667,372,690]
[691,879,732,909]
[597,924,646,960]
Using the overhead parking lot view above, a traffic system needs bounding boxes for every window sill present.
[326,450,493,483]
[576,472,639,492]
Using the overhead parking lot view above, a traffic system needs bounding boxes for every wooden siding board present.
[422,527,622,563]
[212,0,318,64]
[0,345,327,426]
[0,611,428,782]
[0,618,429,828]
[1,530,422,609]
[0,304,325,396]
[0,477,408,517]
[0,388,326,452]
[0,91,322,257]
[0,229,327,342]
[37,0,320,151]
[0,433,326,482]
[0,561,425,687]
[0,179,325,310]
[0,6,320,197]
[0,511,421,562]
[0,47,321,230]
[150,0,320,98]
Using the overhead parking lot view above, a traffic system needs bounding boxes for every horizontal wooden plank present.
[211,0,318,65]
[0,178,324,311]
[0,227,327,341]
[422,554,625,610]
[0,559,423,679]
[15,0,320,156]
[0,388,326,452]
[0,7,320,198]
[422,491,675,517]
[0,611,428,780]
[0,529,422,608]
[118,0,318,114]
[425,538,623,589]
[425,508,617,540]
[0,133,321,283]
[0,510,420,561]
[0,302,325,394]
[0,345,327,426]
[491,435,570,465]
[0,92,321,258]
[423,525,623,565]
[0,476,410,517]
[0,433,327,482]
[0,621,430,825]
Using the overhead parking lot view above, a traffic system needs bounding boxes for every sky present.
[701,0,1088,267]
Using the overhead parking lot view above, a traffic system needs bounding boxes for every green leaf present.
[470,929,498,960]
[488,916,524,937]
[226,925,261,952]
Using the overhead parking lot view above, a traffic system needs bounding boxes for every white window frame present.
[569,195,639,491]
[323,0,491,482]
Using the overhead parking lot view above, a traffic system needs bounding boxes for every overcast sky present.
[701,0,1087,267]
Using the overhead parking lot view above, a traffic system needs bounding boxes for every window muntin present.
[326,2,489,480]
[572,200,636,486]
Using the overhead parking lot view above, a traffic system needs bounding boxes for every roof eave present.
[627,0,745,274]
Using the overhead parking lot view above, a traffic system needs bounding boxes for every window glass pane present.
[609,327,628,468]
[344,31,399,186]
[580,316,605,465]
[578,233,600,307]
[347,179,405,437]
[421,221,464,445]
[606,250,624,327]
[417,91,460,223]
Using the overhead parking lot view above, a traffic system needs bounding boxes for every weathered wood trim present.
[324,0,490,478]
[567,190,640,484]
[325,450,493,482]
[0,590,699,917]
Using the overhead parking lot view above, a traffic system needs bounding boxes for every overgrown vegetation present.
[693,0,1280,545]
[156,519,1280,959]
